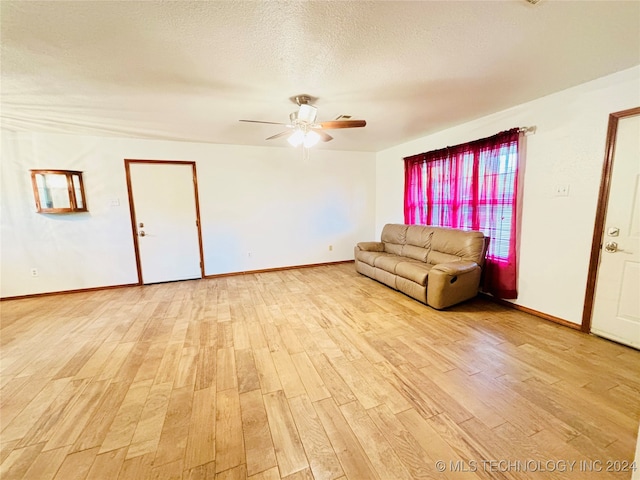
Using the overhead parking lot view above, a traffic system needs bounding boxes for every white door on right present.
[591,113,640,349]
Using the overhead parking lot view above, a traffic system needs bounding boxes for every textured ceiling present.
[1,1,639,152]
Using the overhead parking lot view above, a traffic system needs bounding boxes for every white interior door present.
[591,113,640,349]
[129,162,202,284]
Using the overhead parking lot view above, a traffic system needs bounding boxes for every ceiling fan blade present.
[240,119,290,126]
[313,129,333,142]
[317,120,366,129]
[265,130,292,141]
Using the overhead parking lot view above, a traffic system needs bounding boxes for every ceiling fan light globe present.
[304,130,321,148]
[287,129,305,147]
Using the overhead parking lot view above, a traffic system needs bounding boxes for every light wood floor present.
[1,263,639,480]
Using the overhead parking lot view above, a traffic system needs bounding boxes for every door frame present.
[581,106,640,333]
[124,159,205,285]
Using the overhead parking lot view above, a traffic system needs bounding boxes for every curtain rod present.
[404,126,537,160]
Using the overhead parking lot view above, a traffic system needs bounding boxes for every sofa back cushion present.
[427,227,486,265]
[402,226,432,261]
[381,224,408,255]
[379,224,485,265]
[381,224,408,244]
[403,244,429,262]
[405,225,433,248]
[384,243,403,255]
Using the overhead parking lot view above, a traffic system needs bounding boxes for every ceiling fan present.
[239,95,366,147]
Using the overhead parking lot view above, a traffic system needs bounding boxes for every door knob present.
[604,241,618,253]
[139,230,146,237]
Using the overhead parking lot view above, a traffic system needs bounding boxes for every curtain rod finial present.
[520,126,537,135]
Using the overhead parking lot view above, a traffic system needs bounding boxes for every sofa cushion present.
[406,225,433,248]
[396,261,432,286]
[403,244,429,262]
[356,250,387,267]
[429,227,486,264]
[381,224,408,245]
[374,255,406,272]
[384,243,403,255]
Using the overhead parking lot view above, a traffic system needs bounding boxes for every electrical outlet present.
[554,184,570,197]
[247,252,252,258]
[30,268,38,277]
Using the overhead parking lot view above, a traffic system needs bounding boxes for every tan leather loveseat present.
[354,224,488,309]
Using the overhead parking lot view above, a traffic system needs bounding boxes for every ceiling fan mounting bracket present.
[291,94,317,106]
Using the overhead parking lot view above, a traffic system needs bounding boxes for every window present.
[404,128,521,298]
[30,170,88,213]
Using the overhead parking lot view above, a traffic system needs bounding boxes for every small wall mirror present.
[30,169,88,213]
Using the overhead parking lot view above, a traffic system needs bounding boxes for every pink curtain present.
[404,129,520,299]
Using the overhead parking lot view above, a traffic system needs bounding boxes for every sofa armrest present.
[431,261,479,276]
[427,261,482,310]
[356,241,385,252]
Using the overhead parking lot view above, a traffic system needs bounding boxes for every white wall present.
[1,133,376,298]
[375,66,640,325]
